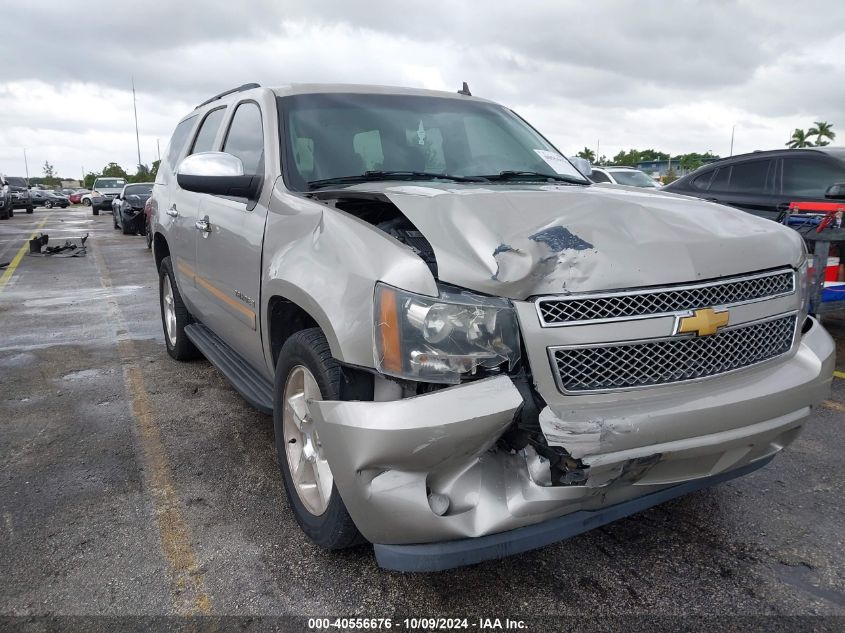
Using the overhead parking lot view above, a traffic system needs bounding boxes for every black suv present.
[0,176,34,218]
[663,148,845,220]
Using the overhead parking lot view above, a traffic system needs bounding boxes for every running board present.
[184,323,274,415]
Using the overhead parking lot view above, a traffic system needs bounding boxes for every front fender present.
[261,184,437,370]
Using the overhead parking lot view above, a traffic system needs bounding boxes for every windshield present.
[5,177,27,188]
[124,184,153,196]
[94,178,126,189]
[609,169,659,188]
[279,93,588,191]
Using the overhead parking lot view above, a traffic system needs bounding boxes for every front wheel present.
[92,206,99,216]
[121,218,134,235]
[82,198,91,207]
[26,206,33,214]
[158,257,200,360]
[273,328,363,550]
[145,218,153,249]
[45,200,53,209]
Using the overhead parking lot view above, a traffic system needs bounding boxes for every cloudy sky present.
[1,0,844,181]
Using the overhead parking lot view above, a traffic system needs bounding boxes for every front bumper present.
[309,317,833,565]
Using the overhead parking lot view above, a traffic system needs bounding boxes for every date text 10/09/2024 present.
[307,618,528,630]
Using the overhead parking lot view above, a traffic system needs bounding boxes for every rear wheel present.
[25,206,33,214]
[92,205,99,216]
[82,198,91,207]
[121,217,134,235]
[273,328,363,549]
[145,218,153,249]
[158,256,200,361]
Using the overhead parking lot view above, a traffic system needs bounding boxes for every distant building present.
[636,157,720,178]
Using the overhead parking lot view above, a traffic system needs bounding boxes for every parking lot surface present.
[1,207,844,621]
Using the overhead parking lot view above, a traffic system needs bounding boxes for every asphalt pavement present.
[0,207,843,625]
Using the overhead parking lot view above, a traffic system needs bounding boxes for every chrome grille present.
[550,314,797,394]
[537,269,794,326]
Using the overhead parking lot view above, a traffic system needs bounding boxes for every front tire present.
[45,200,53,209]
[92,206,99,216]
[145,218,153,250]
[158,256,200,360]
[82,198,91,207]
[26,206,33,214]
[273,328,363,550]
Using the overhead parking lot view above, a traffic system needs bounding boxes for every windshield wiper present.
[308,171,489,189]
[480,171,588,185]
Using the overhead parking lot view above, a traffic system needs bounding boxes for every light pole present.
[23,148,30,183]
[132,76,142,170]
[729,125,735,157]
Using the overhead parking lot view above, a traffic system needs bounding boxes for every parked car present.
[112,182,153,234]
[144,197,154,249]
[590,166,661,188]
[663,148,845,221]
[0,175,33,215]
[89,177,127,215]
[151,83,832,571]
[0,179,11,220]
[69,189,90,204]
[41,191,70,208]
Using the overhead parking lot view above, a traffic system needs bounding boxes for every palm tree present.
[576,147,596,162]
[786,128,813,149]
[808,121,835,146]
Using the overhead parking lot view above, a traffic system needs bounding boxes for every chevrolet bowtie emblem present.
[677,308,729,337]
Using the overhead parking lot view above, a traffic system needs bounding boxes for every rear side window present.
[782,157,845,198]
[165,115,198,172]
[729,159,771,193]
[222,102,264,174]
[710,166,731,190]
[191,107,226,154]
[691,170,714,190]
[590,170,611,183]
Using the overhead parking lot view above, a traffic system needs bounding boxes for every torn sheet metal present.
[351,183,807,300]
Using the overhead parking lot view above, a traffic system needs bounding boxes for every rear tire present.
[82,198,91,207]
[158,257,200,361]
[26,206,33,214]
[121,219,133,235]
[145,218,153,249]
[92,206,99,216]
[273,328,364,550]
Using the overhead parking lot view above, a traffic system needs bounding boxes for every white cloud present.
[1,0,844,178]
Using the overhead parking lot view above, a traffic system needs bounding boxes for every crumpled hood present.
[362,183,804,300]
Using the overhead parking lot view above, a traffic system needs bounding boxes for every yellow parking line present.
[0,218,48,291]
[93,245,212,615]
[833,371,845,380]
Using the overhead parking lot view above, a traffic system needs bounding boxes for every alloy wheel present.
[282,365,333,516]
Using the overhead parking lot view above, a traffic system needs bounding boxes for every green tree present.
[663,167,678,185]
[677,151,720,172]
[102,162,129,178]
[150,160,160,180]
[808,121,835,146]
[130,164,151,183]
[83,172,99,188]
[576,147,596,162]
[595,155,608,166]
[787,128,813,148]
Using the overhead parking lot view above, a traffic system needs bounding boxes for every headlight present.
[374,282,521,384]
[797,254,810,314]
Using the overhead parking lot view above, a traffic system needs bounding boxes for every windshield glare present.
[610,170,659,187]
[125,185,153,195]
[94,179,126,189]
[279,93,587,190]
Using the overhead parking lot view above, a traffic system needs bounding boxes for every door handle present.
[166,204,179,217]
[195,215,211,236]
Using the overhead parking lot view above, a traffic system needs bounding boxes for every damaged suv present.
[150,83,834,571]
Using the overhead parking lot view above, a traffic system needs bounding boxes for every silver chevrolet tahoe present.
[150,82,834,571]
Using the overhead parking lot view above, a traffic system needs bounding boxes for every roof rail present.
[195,83,261,109]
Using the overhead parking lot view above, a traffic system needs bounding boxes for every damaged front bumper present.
[308,317,834,571]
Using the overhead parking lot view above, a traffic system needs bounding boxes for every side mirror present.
[825,183,845,200]
[176,152,260,199]
[568,156,592,177]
